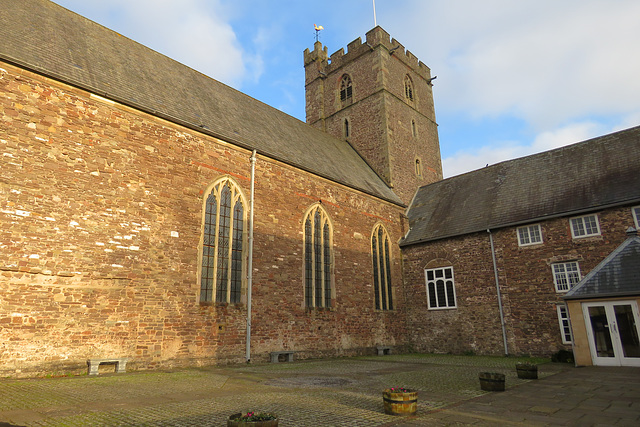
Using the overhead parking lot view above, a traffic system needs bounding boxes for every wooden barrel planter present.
[383,388,418,415]
[516,362,538,379]
[227,413,279,427]
[478,372,505,392]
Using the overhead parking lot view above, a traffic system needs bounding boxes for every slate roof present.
[563,230,640,300]
[0,0,402,205]
[401,125,640,246]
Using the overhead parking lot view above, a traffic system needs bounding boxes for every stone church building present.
[1,0,639,377]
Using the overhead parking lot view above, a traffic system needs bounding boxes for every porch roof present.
[564,229,640,300]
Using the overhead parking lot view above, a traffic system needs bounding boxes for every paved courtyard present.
[0,354,638,426]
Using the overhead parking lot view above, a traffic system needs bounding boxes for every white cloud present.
[399,0,640,130]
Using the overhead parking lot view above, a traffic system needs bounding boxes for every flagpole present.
[373,0,377,27]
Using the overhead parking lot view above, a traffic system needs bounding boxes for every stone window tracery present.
[200,178,246,303]
[304,204,333,308]
[340,74,353,103]
[372,224,393,310]
[404,75,414,102]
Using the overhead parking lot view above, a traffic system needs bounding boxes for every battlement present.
[305,26,430,79]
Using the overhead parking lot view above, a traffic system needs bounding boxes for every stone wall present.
[0,62,408,377]
[402,205,637,356]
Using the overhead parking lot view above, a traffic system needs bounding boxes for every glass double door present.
[582,301,640,366]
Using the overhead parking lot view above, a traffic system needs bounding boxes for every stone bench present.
[87,358,128,376]
[270,351,295,363]
[376,346,392,356]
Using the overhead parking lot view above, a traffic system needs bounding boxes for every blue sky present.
[53,0,640,178]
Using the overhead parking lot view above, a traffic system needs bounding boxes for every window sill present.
[199,301,245,308]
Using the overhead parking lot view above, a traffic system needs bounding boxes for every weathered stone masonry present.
[402,206,637,357]
[0,62,407,377]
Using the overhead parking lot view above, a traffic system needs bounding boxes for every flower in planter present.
[388,387,410,393]
[232,412,277,422]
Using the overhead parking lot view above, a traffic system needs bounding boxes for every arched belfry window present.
[200,178,246,303]
[372,224,393,310]
[404,75,414,102]
[340,74,353,103]
[303,204,333,308]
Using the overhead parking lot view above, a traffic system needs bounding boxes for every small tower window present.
[415,158,423,177]
[404,75,414,102]
[411,119,417,137]
[340,74,353,103]
[344,118,350,139]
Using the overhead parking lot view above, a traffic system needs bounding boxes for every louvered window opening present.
[340,75,352,102]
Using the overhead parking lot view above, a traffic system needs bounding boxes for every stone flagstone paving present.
[1,354,638,426]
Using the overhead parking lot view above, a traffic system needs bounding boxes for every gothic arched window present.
[404,75,414,102]
[200,178,246,303]
[340,74,353,103]
[304,204,333,308]
[372,224,393,310]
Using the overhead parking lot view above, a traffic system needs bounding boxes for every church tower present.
[304,27,443,205]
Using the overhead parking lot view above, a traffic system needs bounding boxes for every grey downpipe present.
[488,229,509,355]
[246,150,257,363]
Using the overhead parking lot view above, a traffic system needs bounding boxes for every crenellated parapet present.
[304,27,431,81]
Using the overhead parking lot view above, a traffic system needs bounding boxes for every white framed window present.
[517,224,542,246]
[425,266,457,309]
[556,304,572,344]
[632,206,640,228]
[552,261,581,292]
[570,214,600,238]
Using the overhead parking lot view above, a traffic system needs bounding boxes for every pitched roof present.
[401,125,640,246]
[563,229,640,300]
[0,0,402,205]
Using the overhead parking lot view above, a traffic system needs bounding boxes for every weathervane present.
[314,24,324,42]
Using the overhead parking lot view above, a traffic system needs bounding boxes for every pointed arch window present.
[372,224,393,310]
[200,178,246,303]
[404,75,414,102]
[340,74,353,103]
[304,204,333,308]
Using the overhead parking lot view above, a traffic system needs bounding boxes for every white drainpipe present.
[246,150,257,363]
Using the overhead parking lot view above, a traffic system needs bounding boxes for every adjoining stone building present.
[1,0,639,377]
[400,127,640,361]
